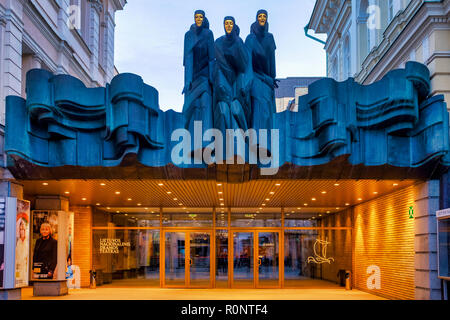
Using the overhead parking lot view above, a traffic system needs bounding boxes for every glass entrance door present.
[164,232,186,286]
[189,232,211,287]
[232,232,254,288]
[231,231,281,288]
[257,232,280,288]
[163,231,212,288]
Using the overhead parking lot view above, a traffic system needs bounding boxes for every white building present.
[275,77,323,112]
[0,0,126,125]
[307,0,449,111]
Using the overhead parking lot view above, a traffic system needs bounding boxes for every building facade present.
[0,1,448,301]
[308,0,449,112]
[1,60,448,299]
[0,0,126,125]
[0,0,125,299]
[0,0,126,203]
[308,0,450,300]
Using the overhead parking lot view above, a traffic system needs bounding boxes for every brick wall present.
[71,205,93,288]
[353,185,416,300]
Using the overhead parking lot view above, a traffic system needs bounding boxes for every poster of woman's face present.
[32,211,58,280]
[15,200,30,287]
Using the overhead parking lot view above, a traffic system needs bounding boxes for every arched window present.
[388,0,394,21]
[357,0,369,67]
[343,35,351,79]
[330,55,338,80]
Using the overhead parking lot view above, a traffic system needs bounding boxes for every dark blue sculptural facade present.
[245,10,277,133]
[3,9,449,182]
[5,61,449,181]
[182,10,214,143]
[213,16,252,132]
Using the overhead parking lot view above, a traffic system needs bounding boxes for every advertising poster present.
[15,200,30,287]
[31,210,58,280]
[0,197,6,288]
[65,212,74,281]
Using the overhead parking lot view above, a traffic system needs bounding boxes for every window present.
[357,0,370,66]
[328,55,338,80]
[388,0,394,21]
[437,214,450,279]
[409,50,416,62]
[343,35,351,79]
[422,36,429,63]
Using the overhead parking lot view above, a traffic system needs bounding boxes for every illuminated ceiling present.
[21,179,419,215]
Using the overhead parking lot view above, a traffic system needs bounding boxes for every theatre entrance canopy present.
[4,61,449,183]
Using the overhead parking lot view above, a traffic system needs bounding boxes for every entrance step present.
[0,288,22,300]
[33,280,68,296]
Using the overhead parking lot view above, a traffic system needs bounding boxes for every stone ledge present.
[415,287,442,300]
[0,288,21,300]
[414,181,440,200]
[415,232,437,236]
[415,252,438,270]
[32,280,68,296]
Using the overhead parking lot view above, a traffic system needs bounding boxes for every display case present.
[437,209,450,280]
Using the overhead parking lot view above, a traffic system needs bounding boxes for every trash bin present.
[337,269,346,287]
[345,270,352,290]
[89,270,97,289]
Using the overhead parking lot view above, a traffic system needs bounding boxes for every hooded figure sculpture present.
[213,16,252,133]
[182,10,215,145]
[245,10,277,142]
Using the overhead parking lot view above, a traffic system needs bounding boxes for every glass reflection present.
[284,211,318,227]
[92,229,160,287]
[216,210,228,227]
[437,218,449,278]
[284,229,352,287]
[165,232,185,286]
[137,230,160,284]
[190,232,211,287]
[233,232,254,287]
[284,230,318,287]
[162,208,212,227]
[216,231,228,287]
[258,232,279,287]
[93,208,160,227]
[231,208,281,227]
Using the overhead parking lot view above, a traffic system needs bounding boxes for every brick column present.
[414,180,441,299]
[70,206,93,288]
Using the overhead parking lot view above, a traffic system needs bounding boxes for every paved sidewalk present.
[21,286,385,300]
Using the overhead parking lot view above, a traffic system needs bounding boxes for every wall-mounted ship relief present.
[307,238,335,264]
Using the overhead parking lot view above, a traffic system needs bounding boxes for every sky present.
[115,0,326,111]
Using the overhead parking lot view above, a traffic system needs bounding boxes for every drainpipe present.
[304,23,328,77]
